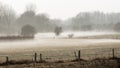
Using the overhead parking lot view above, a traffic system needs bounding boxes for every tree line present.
[0,4,120,36]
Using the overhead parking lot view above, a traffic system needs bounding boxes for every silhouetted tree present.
[81,25,93,31]
[0,3,16,34]
[35,14,55,32]
[114,22,120,32]
[54,26,62,36]
[26,4,36,12]
[21,25,36,36]
[16,4,55,33]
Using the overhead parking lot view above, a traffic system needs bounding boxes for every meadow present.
[0,32,120,68]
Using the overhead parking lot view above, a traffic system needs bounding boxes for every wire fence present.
[0,48,120,64]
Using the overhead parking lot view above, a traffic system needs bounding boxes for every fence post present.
[78,50,81,61]
[112,48,115,59]
[40,53,42,62]
[74,51,77,59]
[34,53,37,62]
[6,56,9,64]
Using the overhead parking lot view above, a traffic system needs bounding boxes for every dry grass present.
[0,59,118,68]
[76,33,120,39]
[0,34,120,68]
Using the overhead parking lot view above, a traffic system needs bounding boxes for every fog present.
[0,31,118,52]
[35,31,119,38]
[0,3,120,35]
[0,1,120,53]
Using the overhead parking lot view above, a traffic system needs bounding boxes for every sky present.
[0,0,120,20]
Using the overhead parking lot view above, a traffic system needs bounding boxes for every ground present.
[0,60,118,68]
[0,32,120,68]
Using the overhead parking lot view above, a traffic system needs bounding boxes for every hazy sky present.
[0,0,120,20]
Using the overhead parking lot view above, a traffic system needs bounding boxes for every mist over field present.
[1,0,120,54]
[0,1,120,68]
[0,1,120,50]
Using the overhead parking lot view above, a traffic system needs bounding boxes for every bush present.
[21,25,36,36]
[54,26,62,36]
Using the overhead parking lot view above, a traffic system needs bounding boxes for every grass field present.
[0,60,118,68]
[0,32,120,68]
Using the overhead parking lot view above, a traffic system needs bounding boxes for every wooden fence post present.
[40,53,42,62]
[34,53,37,62]
[78,50,81,61]
[74,51,77,59]
[6,56,9,64]
[112,48,115,59]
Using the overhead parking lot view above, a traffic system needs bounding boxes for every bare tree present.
[0,3,16,34]
[26,4,36,12]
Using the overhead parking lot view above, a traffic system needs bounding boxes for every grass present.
[0,48,119,68]
[76,33,120,39]
[0,58,118,68]
[0,34,120,67]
